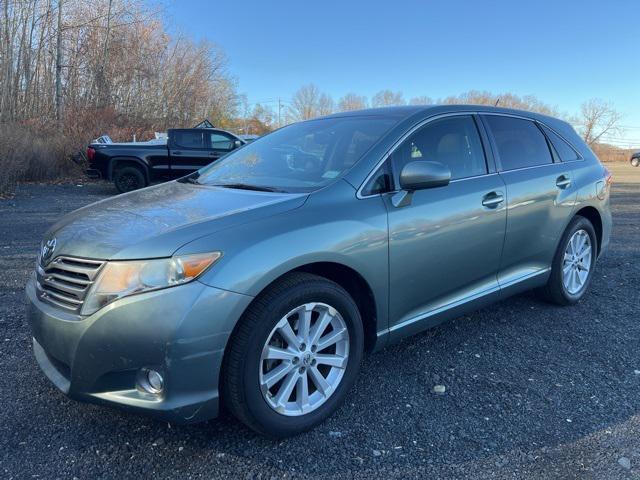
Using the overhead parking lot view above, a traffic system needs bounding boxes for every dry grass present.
[0,108,160,197]
[0,123,81,196]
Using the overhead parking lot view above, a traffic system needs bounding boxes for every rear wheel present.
[538,216,597,305]
[631,157,640,167]
[114,165,147,193]
[223,272,364,438]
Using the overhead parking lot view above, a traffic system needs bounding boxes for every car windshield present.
[190,116,397,193]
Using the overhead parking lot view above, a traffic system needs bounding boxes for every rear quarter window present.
[484,116,553,171]
[540,125,581,162]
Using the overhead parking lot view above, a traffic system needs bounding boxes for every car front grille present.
[36,256,105,313]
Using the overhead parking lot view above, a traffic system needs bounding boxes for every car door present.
[168,129,211,176]
[207,131,237,163]
[380,114,507,338]
[480,114,577,289]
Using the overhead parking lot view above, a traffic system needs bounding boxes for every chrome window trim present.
[450,172,500,184]
[357,111,484,199]
[493,161,566,174]
[535,121,584,162]
[356,110,584,199]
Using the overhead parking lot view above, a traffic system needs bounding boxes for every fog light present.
[139,368,164,394]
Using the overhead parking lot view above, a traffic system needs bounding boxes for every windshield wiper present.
[182,176,200,185]
[179,173,201,185]
[211,183,285,193]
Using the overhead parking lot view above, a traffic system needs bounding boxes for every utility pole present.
[277,97,282,128]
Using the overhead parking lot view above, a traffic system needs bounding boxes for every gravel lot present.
[1,164,639,479]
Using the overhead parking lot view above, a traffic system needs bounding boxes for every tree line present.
[0,0,627,195]
[277,85,622,149]
[0,0,237,130]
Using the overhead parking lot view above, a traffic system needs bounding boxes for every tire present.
[113,165,147,193]
[631,157,640,167]
[222,272,364,438]
[537,216,597,305]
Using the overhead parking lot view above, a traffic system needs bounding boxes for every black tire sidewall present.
[553,216,597,303]
[240,282,363,437]
[114,166,146,193]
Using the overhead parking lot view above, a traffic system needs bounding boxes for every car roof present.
[322,104,563,125]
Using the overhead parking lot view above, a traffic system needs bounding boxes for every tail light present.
[597,165,612,200]
[86,147,96,163]
[603,166,612,186]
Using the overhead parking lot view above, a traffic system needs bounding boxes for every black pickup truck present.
[86,128,245,192]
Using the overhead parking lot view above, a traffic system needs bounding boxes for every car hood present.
[44,181,307,260]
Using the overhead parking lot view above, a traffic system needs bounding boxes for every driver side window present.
[391,115,487,181]
[209,132,234,151]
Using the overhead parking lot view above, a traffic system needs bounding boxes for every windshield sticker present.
[322,170,341,179]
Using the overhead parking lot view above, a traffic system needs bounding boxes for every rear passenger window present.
[173,131,205,149]
[484,116,553,170]
[540,125,580,162]
[391,115,487,181]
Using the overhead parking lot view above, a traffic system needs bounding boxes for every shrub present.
[0,123,79,196]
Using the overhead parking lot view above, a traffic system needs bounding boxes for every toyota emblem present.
[40,237,57,265]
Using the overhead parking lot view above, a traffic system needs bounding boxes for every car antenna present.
[494,98,500,106]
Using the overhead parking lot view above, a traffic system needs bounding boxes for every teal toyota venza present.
[26,106,612,437]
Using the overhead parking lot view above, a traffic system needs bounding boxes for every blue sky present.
[165,0,640,146]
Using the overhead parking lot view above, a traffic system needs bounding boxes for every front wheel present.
[223,272,364,438]
[537,216,597,305]
[631,157,640,167]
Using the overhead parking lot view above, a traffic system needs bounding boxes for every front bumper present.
[25,276,252,424]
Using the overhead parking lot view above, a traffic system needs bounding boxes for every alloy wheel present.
[259,302,350,416]
[562,229,592,295]
[118,173,138,192]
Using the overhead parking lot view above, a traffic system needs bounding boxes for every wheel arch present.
[226,261,380,355]
[574,206,603,255]
[292,262,378,352]
[108,157,150,182]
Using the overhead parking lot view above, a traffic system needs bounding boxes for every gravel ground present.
[1,164,639,479]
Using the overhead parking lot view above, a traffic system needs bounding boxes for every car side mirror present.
[400,161,451,191]
[233,140,243,149]
[392,161,451,207]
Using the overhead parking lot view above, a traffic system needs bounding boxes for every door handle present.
[172,150,182,155]
[208,152,219,157]
[482,192,504,208]
[556,175,571,189]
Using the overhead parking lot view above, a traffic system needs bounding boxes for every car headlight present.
[81,252,221,315]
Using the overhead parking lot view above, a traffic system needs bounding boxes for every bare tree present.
[318,93,334,116]
[0,0,239,127]
[337,93,367,111]
[440,90,558,116]
[578,98,623,146]
[288,84,333,120]
[55,0,63,121]
[409,96,433,105]
[371,90,405,107]
[289,84,320,120]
